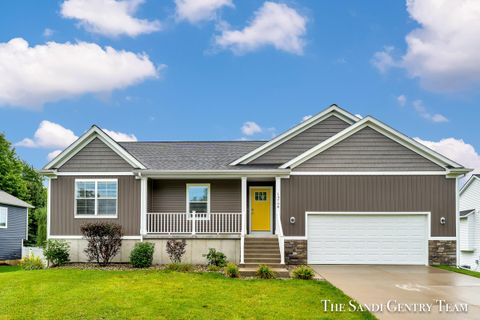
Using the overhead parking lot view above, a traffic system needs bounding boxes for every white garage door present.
[307,213,428,265]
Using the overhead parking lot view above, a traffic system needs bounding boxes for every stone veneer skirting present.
[429,240,456,266]
[284,240,307,265]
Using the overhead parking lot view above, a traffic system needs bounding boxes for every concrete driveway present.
[311,265,480,320]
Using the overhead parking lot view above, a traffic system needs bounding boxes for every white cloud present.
[415,137,480,174]
[397,94,407,106]
[241,121,262,136]
[102,129,137,141]
[371,46,397,73]
[61,0,160,37]
[302,115,312,122]
[373,0,480,92]
[0,38,158,108]
[215,2,307,55]
[47,150,63,161]
[16,121,78,149]
[43,28,54,37]
[175,0,233,24]
[412,100,448,123]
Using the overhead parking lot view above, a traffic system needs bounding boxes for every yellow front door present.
[250,187,271,232]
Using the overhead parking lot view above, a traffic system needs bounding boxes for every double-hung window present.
[186,184,210,219]
[75,179,118,218]
[0,207,7,228]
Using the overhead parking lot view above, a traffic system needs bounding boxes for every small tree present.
[80,222,123,266]
[166,239,186,263]
[44,240,70,267]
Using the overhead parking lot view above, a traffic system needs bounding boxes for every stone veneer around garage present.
[284,240,307,265]
[428,240,457,266]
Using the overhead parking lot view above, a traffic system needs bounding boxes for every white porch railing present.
[146,212,242,235]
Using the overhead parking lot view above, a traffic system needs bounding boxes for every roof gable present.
[230,105,360,165]
[0,191,34,208]
[460,175,480,195]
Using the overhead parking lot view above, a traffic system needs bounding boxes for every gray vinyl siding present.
[251,115,351,164]
[148,180,241,213]
[281,175,456,237]
[50,176,141,236]
[0,205,27,260]
[294,127,443,171]
[58,138,134,172]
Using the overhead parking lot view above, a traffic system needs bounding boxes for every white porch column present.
[140,177,148,237]
[241,176,247,264]
[47,177,51,239]
[275,176,285,264]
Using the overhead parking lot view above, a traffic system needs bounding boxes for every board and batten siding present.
[148,179,241,213]
[281,175,456,237]
[294,127,443,171]
[50,176,141,236]
[0,205,27,260]
[251,115,351,164]
[57,138,134,172]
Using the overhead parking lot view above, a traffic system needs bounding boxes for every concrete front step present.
[245,259,281,264]
[244,254,281,259]
[239,267,290,278]
[244,244,279,248]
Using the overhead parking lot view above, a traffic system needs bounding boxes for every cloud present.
[102,129,137,141]
[241,121,262,136]
[61,0,160,37]
[412,100,448,123]
[175,0,233,24]
[373,0,480,92]
[397,94,407,106]
[415,137,480,174]
[16,121,78,149]
[371,46,398,73]
[43,28,54,37]
[215,2,307,55]
[47,150,63,161]
[0,38,158,108]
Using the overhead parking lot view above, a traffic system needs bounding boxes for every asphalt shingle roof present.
[0,190,34,208]
[119,141,279,170]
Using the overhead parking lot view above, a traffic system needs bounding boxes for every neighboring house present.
[0,190,34,261]
[41,105,470,267]
[459,174,480,270]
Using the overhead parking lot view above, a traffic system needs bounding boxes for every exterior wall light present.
[290,217,296,224]
[440,217,446,225]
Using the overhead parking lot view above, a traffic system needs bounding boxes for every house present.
[40,105,470,267]
[0,190,34,261]
[459,174,480,270]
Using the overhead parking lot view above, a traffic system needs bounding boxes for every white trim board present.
[230,105,360,165]
[290,171,449,176]
[56,172,134,176]
[281,116,468,174]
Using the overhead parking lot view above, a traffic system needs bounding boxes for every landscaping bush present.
[165,263,193,272]
[256,264,275,279]
[291,265,315,280]
[224,263,239,278]
[166,239,186,263]
[204,248,227,267]
[35,208,47,247]
[207,264,221,272]
[44,240,70,267]
[80,222,123,266]
[19,254,44,270]
[130,242,155,268]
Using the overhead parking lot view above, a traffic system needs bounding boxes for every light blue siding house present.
[0,191,34,260]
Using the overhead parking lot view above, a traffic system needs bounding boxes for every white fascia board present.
[229,105,360,166]
[44,126,145,170]
[281,116,465,171]
[290,171,449,176]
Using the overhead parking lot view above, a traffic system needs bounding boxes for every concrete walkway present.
[311,265,480,320]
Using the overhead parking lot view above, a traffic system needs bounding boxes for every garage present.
[307,213,429,265]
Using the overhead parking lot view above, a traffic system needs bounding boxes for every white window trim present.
[186,183,211,220]
[74,179,118,219]
[0,206,7,228]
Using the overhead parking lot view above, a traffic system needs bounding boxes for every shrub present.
[35,208,47,247]
[224,263,239,278]
[19,254,44,270]
[205,248,227,267]
[291,265,315,280]
[256,264,275,279]
[130,242,155,268]
[207,264,221,272]
[166,239,186,263]
[80,222,123,266]
[165,263,193,272]
[44,240,70,267]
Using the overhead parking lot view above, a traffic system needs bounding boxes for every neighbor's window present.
[0,207,7,228]
[75,180,118,217]
[187,184,210,217]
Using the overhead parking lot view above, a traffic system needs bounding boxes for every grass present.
[0,268,374,320]
[436,265,480,278]
[0,265,20,273]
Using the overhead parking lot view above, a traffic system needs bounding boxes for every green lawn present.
[0,268,374,320]
[0,265,20,273]
[436,265,480,278]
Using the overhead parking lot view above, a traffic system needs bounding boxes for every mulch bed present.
[58,263,211,272]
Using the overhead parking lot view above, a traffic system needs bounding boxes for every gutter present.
[133,169,291,178]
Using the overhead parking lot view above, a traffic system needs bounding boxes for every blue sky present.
[1,0,479,171]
